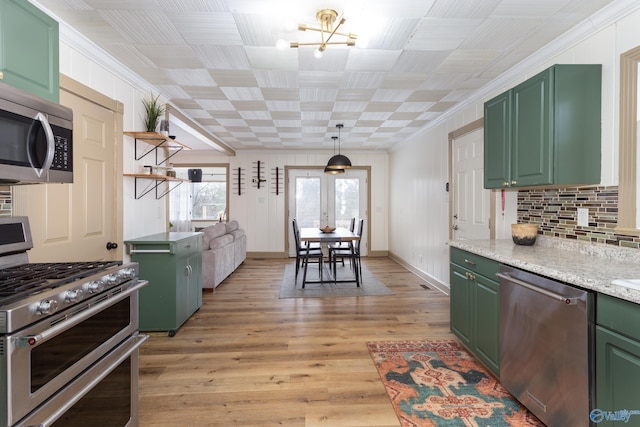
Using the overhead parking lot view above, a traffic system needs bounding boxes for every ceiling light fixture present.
[325,136,344,174]
[326,124,352,170]
[290,9,357,57]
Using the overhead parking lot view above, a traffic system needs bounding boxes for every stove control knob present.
[37,299,59,315]
[87,279,106,294]
[105,273,119,285]
[120,267,136,280]
[65,288,84,303]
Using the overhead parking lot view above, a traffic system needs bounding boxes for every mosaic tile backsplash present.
[517,186,640,249]
[0,186,11,217]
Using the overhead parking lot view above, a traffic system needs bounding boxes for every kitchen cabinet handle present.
[464,259,476,266]
[510,180,517,185]
[502,181,509,187]
[496,273,577,305]
[465,272,476,281]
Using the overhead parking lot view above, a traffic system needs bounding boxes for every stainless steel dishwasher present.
[497,264,595,427]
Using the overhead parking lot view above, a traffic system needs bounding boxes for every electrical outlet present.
[577,208,589,227]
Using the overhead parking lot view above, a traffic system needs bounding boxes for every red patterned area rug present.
[367,340,545,427]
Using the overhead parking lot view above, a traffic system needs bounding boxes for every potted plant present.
[142,93,165,132]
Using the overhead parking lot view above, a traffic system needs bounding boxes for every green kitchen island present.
[125,232,203,336]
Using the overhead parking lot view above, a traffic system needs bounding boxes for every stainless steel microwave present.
[0,81,73,184]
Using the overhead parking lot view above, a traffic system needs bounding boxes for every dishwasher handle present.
[496,272,577,305]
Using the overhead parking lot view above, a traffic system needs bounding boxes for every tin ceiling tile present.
[34,0,620,150]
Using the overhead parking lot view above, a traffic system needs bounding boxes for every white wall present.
[57,34,389,260]
[389,7,640,288]
[54,3,640,276]
[173,149,389,254]
[58,39,172,253]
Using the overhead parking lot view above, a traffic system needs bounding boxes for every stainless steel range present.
[0,217,148,427]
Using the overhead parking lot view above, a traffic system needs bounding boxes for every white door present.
[452,128,490,240]
[288,168,368,257]
[13,87,118,262]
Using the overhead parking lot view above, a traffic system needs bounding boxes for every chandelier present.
[290,9,357,58]
[325,124,352,171]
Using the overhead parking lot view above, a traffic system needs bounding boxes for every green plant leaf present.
[142,93,165,132]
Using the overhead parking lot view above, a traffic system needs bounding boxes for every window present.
[170,166,228,231]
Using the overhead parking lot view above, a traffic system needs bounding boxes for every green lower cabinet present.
[474,276,500,375]
[595,294,640,426]
[595,327,640,426]
[450,264,473,348]
[450,247,500,377]
[125,232,203,336]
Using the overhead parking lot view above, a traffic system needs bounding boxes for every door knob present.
[106,242,118,250]
[452,225,459,230]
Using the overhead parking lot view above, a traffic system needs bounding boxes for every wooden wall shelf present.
[123,173,189,199]
[124,131,191,165]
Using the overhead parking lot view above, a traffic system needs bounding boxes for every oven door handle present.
[20,333,148,427]
[496,273,577,305]
[16,280,148,348]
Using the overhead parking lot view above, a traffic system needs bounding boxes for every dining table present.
[298,227,361,287]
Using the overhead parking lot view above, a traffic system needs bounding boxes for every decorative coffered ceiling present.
[31,0,621,151]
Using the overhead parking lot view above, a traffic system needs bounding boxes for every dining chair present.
[329,218,363,287]
[328,217,355,268]
[292,219,323,286]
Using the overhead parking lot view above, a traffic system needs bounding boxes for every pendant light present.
[326,124,351,170]
[325,136,344,174]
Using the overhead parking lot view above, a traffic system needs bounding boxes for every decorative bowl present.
[319,226,336,233]
[511,223,538,246]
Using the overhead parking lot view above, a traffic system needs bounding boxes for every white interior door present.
[288,169,368,257]
[13,87,118,262]
[452,128,490,240]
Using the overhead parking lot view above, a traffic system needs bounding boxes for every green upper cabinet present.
[0,0,59,102]
[484,91,511,188]
[484,64,601,189]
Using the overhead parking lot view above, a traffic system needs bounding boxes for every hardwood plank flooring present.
[138,257,454,427]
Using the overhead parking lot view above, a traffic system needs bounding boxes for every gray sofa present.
[200,220,246,289]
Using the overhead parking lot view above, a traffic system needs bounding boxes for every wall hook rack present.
[232,167,245,196]
[252,161,267,189]
[271,166,283,195]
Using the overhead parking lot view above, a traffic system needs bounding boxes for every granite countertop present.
[450,236,640,304]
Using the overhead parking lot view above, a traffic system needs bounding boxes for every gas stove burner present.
[0,260,122,306]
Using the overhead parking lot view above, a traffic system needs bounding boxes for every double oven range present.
[0,217,148,426]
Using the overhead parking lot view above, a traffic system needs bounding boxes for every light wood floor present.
[138,257,454,427]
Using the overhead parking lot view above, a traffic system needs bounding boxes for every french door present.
[288,168,368,257]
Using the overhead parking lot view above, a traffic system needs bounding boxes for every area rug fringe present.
[367,340,545,427]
